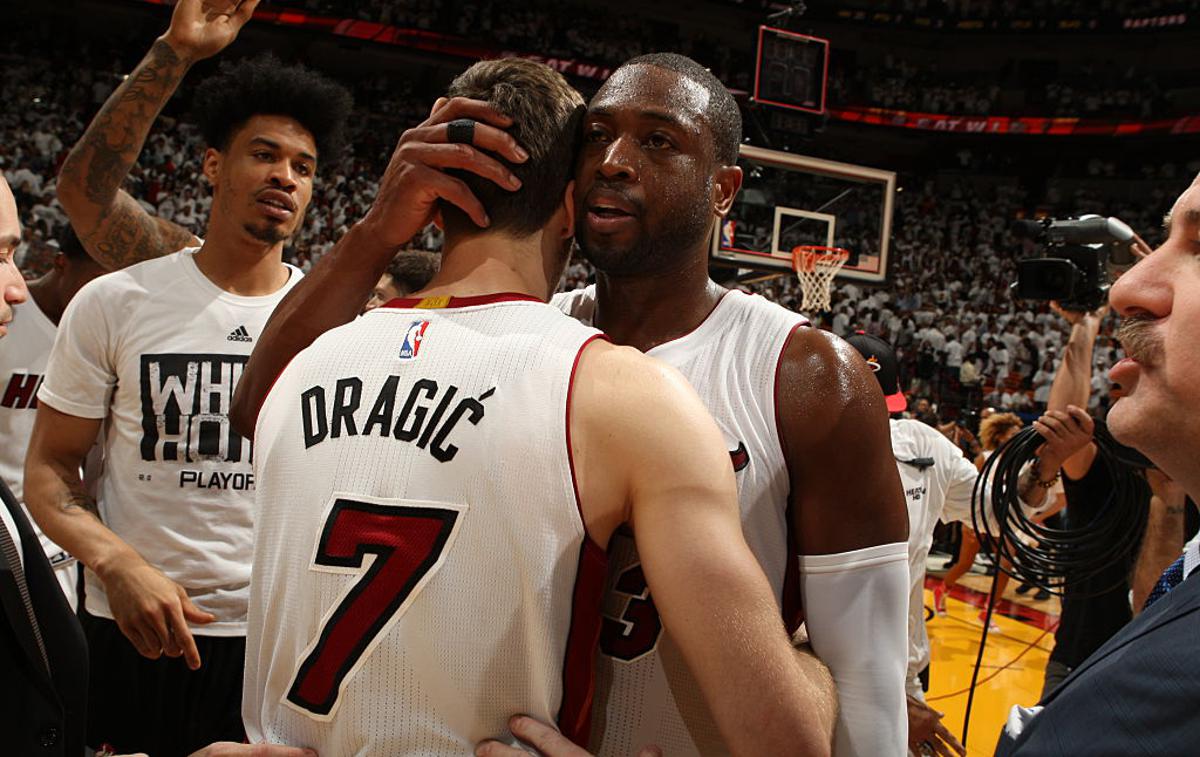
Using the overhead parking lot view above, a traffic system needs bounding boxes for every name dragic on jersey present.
[553,286,807,756]
[245,293,607,756]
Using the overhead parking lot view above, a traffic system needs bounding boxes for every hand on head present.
[358,97,528,250]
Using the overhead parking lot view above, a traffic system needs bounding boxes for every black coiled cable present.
[970,422,1149,597]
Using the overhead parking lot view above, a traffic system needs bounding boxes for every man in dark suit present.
[996,175,1200,754]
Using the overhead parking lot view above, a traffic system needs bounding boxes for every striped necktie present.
[1144,554,1188,611]
[0,515,50,672]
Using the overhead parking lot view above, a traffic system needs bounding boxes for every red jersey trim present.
[556,332,611,746]
[557,538,608,746]
[774,321,810,631]
[380,292,543,310]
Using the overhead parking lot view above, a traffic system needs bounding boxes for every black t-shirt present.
[1050,456,1148,668]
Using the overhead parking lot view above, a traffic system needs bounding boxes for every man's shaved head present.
[0,174,28,337]
[610,53,742,165]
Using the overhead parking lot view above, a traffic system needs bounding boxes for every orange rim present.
[791,245,850,273]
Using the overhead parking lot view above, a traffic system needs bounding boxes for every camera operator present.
[1018,302,1147,699]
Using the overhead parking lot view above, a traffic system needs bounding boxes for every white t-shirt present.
[38,249,301,635]
[890,418,978,696]
[944,340,964,368]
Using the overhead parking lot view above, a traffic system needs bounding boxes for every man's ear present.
[201,148,221,187]
[712,164,744,218]
[561,180,576,239]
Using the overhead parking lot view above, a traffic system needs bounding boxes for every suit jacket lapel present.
[0,483,59,700]
[1041,573,1200,706]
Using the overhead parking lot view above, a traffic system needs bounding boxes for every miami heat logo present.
[399,320,430,360]
[865,355,882,372]
[729,442,750,472]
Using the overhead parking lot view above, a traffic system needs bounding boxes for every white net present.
[792,247,849,312]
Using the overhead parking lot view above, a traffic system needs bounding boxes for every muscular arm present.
[57,38,199,268]
[778,328,909,757]
[578,347,836,757]
[780,328,908,553]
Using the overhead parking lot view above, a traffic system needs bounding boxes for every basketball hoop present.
[791,245,850,312]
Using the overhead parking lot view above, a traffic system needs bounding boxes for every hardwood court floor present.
[922,573,1061,756]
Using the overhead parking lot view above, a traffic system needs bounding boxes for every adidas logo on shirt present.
[227,326,253,343]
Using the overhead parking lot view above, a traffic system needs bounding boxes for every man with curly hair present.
[24,1,352,753]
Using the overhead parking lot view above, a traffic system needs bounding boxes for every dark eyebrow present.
[249,137,317,165]
[587,106,697,133]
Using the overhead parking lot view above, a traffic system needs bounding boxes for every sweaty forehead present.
[590,64,712,130]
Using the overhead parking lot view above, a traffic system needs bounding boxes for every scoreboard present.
[753,26,830,115]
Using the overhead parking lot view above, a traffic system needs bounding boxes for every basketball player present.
[0,229,106,608]
[243,59,834,756]
[363,250,441,313]
[23,1,352,752]
[231,54,910,756]
[553,55,910,757]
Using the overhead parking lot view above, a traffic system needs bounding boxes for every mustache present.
[1117,315,1164,365]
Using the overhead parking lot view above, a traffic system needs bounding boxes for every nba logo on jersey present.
[399,320,430,360]
[721,219,736,248]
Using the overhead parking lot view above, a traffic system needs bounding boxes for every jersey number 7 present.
[285,497,464,719]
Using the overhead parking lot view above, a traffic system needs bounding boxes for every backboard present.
[710,144,896,284]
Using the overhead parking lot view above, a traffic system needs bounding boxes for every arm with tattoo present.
[57,0,260,269]
[23,406,129,574]
[57,39,198,268]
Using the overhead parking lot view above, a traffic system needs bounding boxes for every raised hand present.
[1032,405,1095,473]
[357,97,529,250]
[162,0,261,63]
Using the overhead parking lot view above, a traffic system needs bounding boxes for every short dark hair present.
[57,225,88,261]
[442,58,585,237]
[386,250,441,296]
[192,54,353,166]
[618,53,741,165]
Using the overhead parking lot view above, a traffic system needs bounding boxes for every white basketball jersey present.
[245,293,607,756]
[554,286,808,756]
